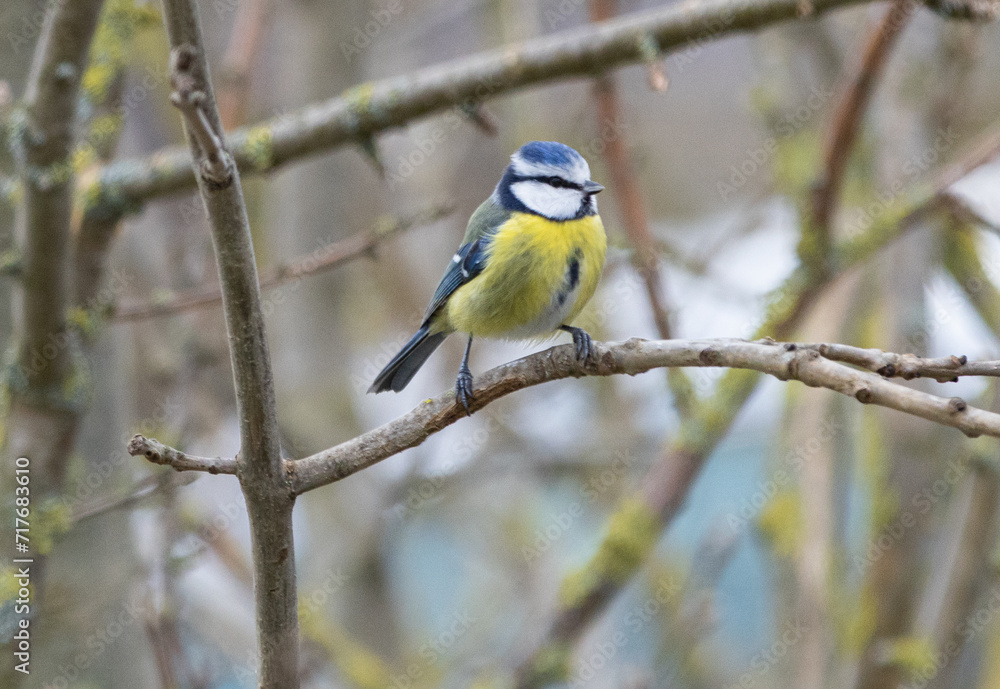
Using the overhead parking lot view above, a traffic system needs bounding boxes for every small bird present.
[369,141,607,413]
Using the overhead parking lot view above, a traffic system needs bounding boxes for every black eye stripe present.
[534,175,581,190]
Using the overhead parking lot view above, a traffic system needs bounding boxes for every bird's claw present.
[456,368,474,416]
[574,329,593,363]
[562,326,594,364]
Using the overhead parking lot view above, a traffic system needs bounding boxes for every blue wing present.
[421,237,490,324]
[421,197,510,325]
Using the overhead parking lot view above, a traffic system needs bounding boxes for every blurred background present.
[2,0,1000,687]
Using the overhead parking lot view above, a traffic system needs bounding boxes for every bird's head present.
[493,141,604,221]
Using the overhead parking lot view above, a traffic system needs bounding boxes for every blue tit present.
[369,141,607,414]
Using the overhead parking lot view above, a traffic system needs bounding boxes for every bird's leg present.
[560,325,595,363]
[456,335,475,415]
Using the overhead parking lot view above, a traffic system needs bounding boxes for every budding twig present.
[169,45,233,185]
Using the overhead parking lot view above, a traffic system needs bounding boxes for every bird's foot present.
[455,368,475,416]
[560,325,595,364]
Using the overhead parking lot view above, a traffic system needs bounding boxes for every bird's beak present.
[583,180,604,195]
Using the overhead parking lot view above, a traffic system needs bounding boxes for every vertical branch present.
[589,0,695,415]
[158,1,297,688]
[810,0,912,251]
[8,0,107,489]
[217,0,272,129]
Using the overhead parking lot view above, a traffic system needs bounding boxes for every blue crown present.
[516,141,584,168]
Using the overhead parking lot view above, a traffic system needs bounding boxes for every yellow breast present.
[440,212,606,338]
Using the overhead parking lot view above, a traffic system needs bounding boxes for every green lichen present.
[858,379,898,532]
[771,130,820,197]
[756,489,802,558]
[0,248,22,277]
[344,82,377,114]
[559,498,658,610]
[242,126,275,171]
[678,368,759,451]
[32,500,73,555]
[298,613,393,689]
[67,305,104,341]
[0,566,23,606]
[883,636,936,676]
[83,0,161,106]
[841,583,878,654]
[61,352,93,410]
[520,644,571,688]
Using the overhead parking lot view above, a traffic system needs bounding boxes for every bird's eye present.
[545,176,568,188]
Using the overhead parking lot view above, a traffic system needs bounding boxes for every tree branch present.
[805,343,1000,380]
[85,0,881,219]
[158,1,296,687]
[127,434,237,474]
[5,0,107,531]
[811,0,912,253]
[288,338,1000,495]
[112,202,453,321]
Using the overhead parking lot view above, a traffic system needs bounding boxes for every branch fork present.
[169,45,233,186]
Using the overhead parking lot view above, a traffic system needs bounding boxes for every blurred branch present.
[71,471,199,523]
[84,0,887,221]
[811,0,913,255]
[112,202,454,321]
[128,434,238,474]
[158,2,297,688]
[589,0,695,417]
[943,221,1000,335]
[921,459,1000,689]
[217,0,272,129]
[7,0,107,481]
[288,338,1000,494]
[923,0,998,19]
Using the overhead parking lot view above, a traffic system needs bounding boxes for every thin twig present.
[71,471,199,522]
[812,0,913,248]
[288,338,1000,494]
[112,202,454,321]
[128,434,238,474]
[804,343,1000,380]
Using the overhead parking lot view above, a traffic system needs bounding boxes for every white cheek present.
[511,181,583,220]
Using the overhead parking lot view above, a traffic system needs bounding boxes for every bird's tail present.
[368,326,447,393]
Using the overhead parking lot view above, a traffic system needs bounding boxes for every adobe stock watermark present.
[384,74,508,190]
[717,83,835,201]
[6,0,68,54]
[59,396,183,513]
[724,619,805,689]
[844,125,959,238]
[297,568,350,623]
[12,267,131,383]
[38,592,154,689]
[567,575,680,687]
[726,418,842,533]
[898,583,1000,689]
[340,0,408,63]
[386,609,475,689]
[853,453,970,574]
[522,449,636,563]
[670,7,738,74]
